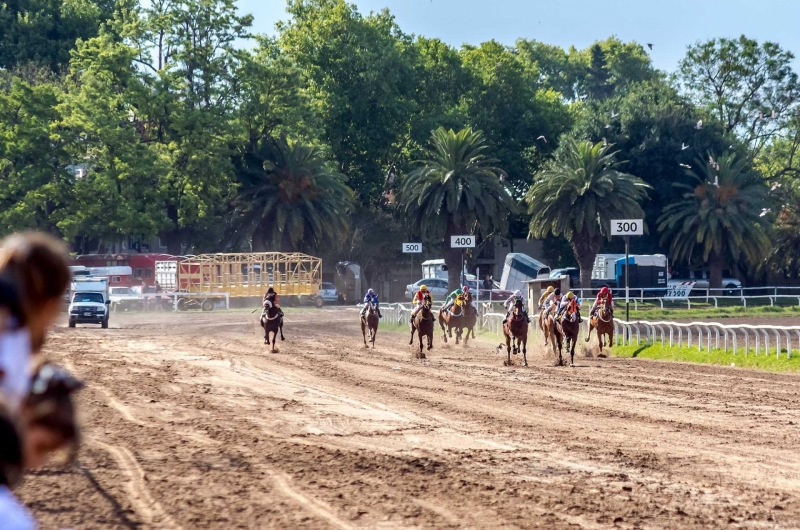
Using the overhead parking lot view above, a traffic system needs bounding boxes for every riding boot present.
[577,310,583,323]
[525,313,531,324]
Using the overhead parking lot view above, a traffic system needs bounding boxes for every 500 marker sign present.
[402,243,422,253]
[450,236,475,248]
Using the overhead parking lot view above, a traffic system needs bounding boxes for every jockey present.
[537,286,555,309]
[542,288,563,316]
[590,286,614,317]
[502,290,530,324]
[442,285,470,313]
[360,289,382,318]
[556,291,582,322]
[262,287,284,319]
[410,285,433,320]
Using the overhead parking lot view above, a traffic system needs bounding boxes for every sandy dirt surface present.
[16,309,800,529]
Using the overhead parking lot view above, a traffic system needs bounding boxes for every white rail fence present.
[572,287,800,309]
[614,320,800,358]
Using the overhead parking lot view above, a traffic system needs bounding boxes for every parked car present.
[109,287,144,312]
[319,282,340,304]
[549,268,580,288]
[405,278,450,300]
[668,268,742,295]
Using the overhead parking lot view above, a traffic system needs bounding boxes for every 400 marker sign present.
[450,235,476,248]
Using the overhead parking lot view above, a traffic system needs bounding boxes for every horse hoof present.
[570,363,575,368]
[503,360,512,366]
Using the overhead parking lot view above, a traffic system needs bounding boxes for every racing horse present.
[502,298,528,366]
[556,298,581,367]
[586,297,614,353]
[461,291,478,346]
[438,294,466,344]
[260,299,285,352]
[410,293,434,358]
[361,300,379,348]
[542,304,563,364]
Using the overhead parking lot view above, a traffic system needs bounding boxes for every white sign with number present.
[610,219,644,236]
[402,243,422,253]
[450,235,476,248]
[665,282,696,299]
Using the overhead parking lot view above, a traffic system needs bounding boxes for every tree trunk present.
[251,223,268,252]
[572,231,602,293]
[708,250,724,290]
[444,215,465,292]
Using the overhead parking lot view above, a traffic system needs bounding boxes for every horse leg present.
[270,330,278,352]
[585,322,594,343]
[362,321,368,348]
[409,322,416,346]
[522,336,528,367]
[279,322,285,341]
[439,317,448,343]
[427,332,433,352]
[371,326,377,348]
[570,336,576,367]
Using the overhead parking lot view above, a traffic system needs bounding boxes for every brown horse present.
[502,299,528,366]
[556,299,581,366]
[586,297,614,353]
[360,301,379,348]
[410,296,434,358]
[438,294,466,344]
[461,292,478,345]
[260,300,284,352]
[542,304,563,364]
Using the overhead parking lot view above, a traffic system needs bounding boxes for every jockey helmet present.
[514,289,522,298]
[545,286,555,294]
[267,287,275,294]
[554,288,561,296]
[367,288,374,295]
[455,288,463,295]
[462,284,470,292]
[566,291,575,300]
[420,285,428,292]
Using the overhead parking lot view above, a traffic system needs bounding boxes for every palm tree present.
[525,138,651,290]
[658,153,769,289]
[232,136,353,252]
[398,127,516,290]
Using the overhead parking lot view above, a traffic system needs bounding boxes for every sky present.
[236,0,800,73]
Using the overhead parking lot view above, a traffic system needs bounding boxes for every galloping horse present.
[410,294,434,358]
[556,299,580,367]
[542,304,563,363]
[502,299,528,366]
[586,297,614,353]
[461,291,478,345]
[260,299,285,351]
[438,294,465,344]
[361,301,379,348]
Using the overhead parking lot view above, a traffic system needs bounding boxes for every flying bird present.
[681,143,690,150]
[695,120,703,130]
[611,110,619,119]
[771,182,782,191]
[679,163,692,169]
[760,208,772,217]
[537,135,547,143]
[647,43,653,50]
[604,124,612,129]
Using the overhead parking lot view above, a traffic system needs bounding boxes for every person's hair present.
[0,232,70,322]
[23,362,83,463]
[0,401,23,488]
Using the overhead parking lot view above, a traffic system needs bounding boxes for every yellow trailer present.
[176,252,322,305]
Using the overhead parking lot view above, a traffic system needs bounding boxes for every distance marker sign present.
[450,235,475,248]
[610,219,644,236]
[402,243,422,253]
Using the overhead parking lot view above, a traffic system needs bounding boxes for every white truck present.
[68,277,110,328]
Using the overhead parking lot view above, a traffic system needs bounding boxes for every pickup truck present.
[68,277,110,328]
[667,269,742,295]
[109,287,144,312]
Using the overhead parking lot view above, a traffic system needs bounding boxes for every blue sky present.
[236,0,800,73]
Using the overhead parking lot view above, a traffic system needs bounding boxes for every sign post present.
[450,236,476,289]
[609,220,644,322]
[402,243,422,293]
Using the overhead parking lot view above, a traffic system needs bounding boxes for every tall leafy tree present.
[398,127,516,290]
[232,136,353,252]
[525,138,651,289]
[679,36,799,158]
[0,0,114,71]
[278,0,416,205]
[658,153,769,288]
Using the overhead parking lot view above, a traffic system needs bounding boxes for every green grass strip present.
[612,343,800,373]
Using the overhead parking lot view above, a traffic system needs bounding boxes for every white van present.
[68,277,110,328]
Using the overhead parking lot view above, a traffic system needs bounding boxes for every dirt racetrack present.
[17,309,800,529]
